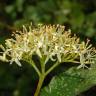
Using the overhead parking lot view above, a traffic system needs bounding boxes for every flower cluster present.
[0,24,96,68]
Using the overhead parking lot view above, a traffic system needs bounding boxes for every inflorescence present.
[0,24,96,68]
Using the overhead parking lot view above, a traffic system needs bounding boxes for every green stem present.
[34,61,59,96]
[45,61,59,76]
[34,57,46,96]
[45,60,78,76]
[34,74,45,96]
[30,59,41,77]
[23,59,41,77]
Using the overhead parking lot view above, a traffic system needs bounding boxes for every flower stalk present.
[34,73,45,96]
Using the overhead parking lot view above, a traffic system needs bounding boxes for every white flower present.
[0,24,95,68]
[0,53,8,62]
[10,58,21,66]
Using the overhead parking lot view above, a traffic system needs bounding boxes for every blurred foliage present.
[0,0,96,96]
[0,0,96,39]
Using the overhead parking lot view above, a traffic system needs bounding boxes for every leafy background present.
[0,0,96,96]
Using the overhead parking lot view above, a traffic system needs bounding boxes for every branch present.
[45,61,59,76]
[24,59,41,77]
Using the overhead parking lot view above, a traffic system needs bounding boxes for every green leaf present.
[40,67,96,96]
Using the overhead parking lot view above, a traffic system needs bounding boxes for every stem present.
[34,74,45,96]
[45,60,80,76]
[45,61,59,76]
[34,57,46,96]
[23,59,41,77]
[30,59,41,77]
